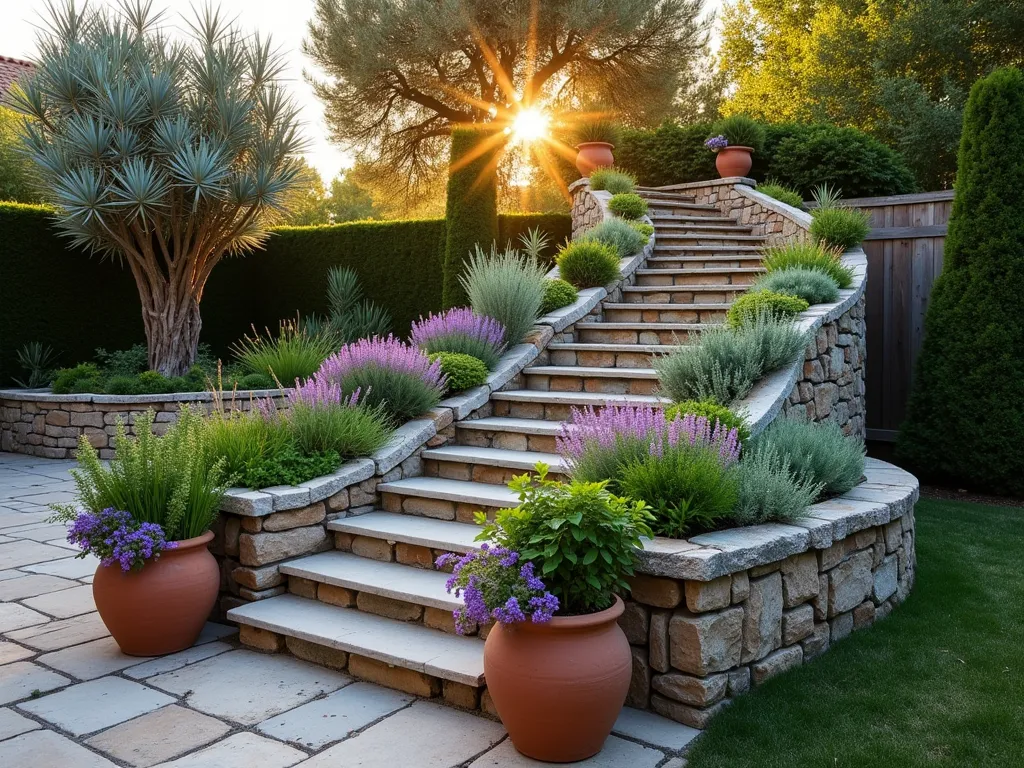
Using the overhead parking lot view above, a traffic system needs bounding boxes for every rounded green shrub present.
[103,375,142,395]
[239,372,275,390]
[136,370,173,394]
[588,167,636,194]
[757,179,803,208]
[711,114,766,151]
[541,279,579,315]
[810,207,872,250]
[664,400,751,443]
[616,122,717,188]
[556,240,621,288]
[897,67,1024,496]
[751,267,840,305]
[429,352,489,393]
[628,221,654,238]
[579,218,647,258]
[726,291,809,328]
[762,241,854,289]
[607,193,648,220]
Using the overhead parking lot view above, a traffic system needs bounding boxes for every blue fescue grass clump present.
[748,416,865,498]
[751,267,840,305]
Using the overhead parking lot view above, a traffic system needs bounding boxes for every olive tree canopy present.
[9,0,306,375]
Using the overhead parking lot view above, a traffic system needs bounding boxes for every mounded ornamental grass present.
[730,448,821,525]
[461,242,548,347]
[810,206,872,250]
[725,290,809,329]
[751,267,840,305]
[579,217,648,258]
[685,498,1024,768]
[711,114,766,151]
[748,417,865,498]
[757,179,804,208]
[588,167,636,194]
[762,241,854,289]
[231,319,338,385]
[556,239,621,288]
[655,313,808,405]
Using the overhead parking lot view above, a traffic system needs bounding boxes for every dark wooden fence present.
[845,190,955,441]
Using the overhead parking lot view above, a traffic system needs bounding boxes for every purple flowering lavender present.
[410,308,506,369]
[436,544,559,634]
[66,508,174,572]
[705,135,729,151]
[557,405,740,486]
[309,335,446,423]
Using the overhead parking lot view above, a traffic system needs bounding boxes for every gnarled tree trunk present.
[141,288,203,378]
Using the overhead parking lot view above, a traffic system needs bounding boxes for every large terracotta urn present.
[92,530,219,656]
[483,595,631,763]
[715,145,754,178]
[575,142,615,177]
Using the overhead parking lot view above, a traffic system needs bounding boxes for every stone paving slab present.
[0,706,41,740]
[22,584,96,618]
[147,650,351,725]
[0,728,118,767]
[0,603,50,632]
[6,610,110,650]
[0,661,71,705]
[469,735,665,767]
[123,641,233,680]
[85,705,231,768]
[21,554,100,579]
[18,676,175,736]
[0,640,33,664]
[38,636,153,680]
[156,732,307,768]
[0,574,80,601]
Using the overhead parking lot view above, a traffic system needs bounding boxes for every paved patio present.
[0,452,698,767]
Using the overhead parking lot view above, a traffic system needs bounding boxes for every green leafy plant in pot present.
[51,407,227,656]
[707,115,766,179]
[438,464,653,762]
[572,119,622,177]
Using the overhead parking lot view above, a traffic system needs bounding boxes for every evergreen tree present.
[896,67,1024,495]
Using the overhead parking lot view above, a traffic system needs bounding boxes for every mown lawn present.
[686,498,1024,768]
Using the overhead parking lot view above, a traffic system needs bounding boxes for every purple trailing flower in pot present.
[66,507,174,572]
[436,544,559,635]
[704,135,728,151]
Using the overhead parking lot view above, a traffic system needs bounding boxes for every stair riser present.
[548,349,656,369]
[423,458,565,485]
[636,271,761,286]
[380,491,506,523]
[286,573,472,636]
[655,236,762,246]
[649,256,764,268]
[655,225,752,234]
[455,425,558,454]
[623,288,746,304]
[604,306,727,324]
[523,372,659,396]
[648,205,722,217]
[575,326,699,344]
[493,398,596,423]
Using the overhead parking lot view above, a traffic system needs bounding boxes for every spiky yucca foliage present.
[9,3,306,376]
[55,407,227,540]
[303,267,392,343]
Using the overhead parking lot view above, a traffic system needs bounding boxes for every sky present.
[0,0,726,184]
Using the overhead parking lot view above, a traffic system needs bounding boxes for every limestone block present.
[239,527,330,566]
[684,575,731,613]
[669,606,743,676]
[742,572,783,663]
[618,600,650,645]
[262,502,326,532]
[780,552,819,608]
[828,549,874,616]
[629,574,683,608]
[652,672,727,707]
[782,604,815,645]
[751,646,803,685]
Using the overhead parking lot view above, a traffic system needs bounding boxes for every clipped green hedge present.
[0,204,568,382]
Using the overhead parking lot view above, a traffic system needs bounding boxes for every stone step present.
[453,416,564,453]
[622,285,748,304]
[421,445,566,483]
[378,476,520,520]
[645,256,765,270]
[651,214,737,225]
[281,550,459,611]
[523,365,659,395]
[636,188,697,202]
[655,233,766,245]
[328,511,483,555]
[634,267,764,287]
[603,303,729,324]
[545,342,671,369]
[574,321,704,345]
[491,388,669,421]
[653,245,763,254]
[645,200,720,214]
[654,222,752,234]
[228,593,485,687]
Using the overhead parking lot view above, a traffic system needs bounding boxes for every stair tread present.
[454,417,564,436]
[624,284,745,292]
[490,390,670,405]
[646,201,719,210]
[228,594,485,686]
[603,303,732,311]
[652,246,763,253]
[524,365,659,378]
[574,321,707,330]
[547,342,673,352]
[378,477,520,506]
[637,267,764,274]
[421,445,564,471]
[651,216,736,224]
[329,511,483,554]
[281,551,458,611]
[655,234,766,241]
[654,223,748,230]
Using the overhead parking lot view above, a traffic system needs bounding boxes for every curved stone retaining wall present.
[621,459,918,728]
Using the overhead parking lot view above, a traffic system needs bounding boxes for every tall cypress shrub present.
[442,127,500,308]
[896,67,1024,495]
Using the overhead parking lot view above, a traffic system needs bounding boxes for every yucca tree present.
[8,1,306,376]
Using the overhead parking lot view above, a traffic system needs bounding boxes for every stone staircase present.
[228,187,767,710]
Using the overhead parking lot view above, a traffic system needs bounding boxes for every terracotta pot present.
[483,595,631,763]
[715,145,754,178]
[575,142,615,177]
[92,530,219,656]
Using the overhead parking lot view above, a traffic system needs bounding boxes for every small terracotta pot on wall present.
[92,530,219,656]
[715,145,754,178]
[483,595,631,763]
[575,142,615,177]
